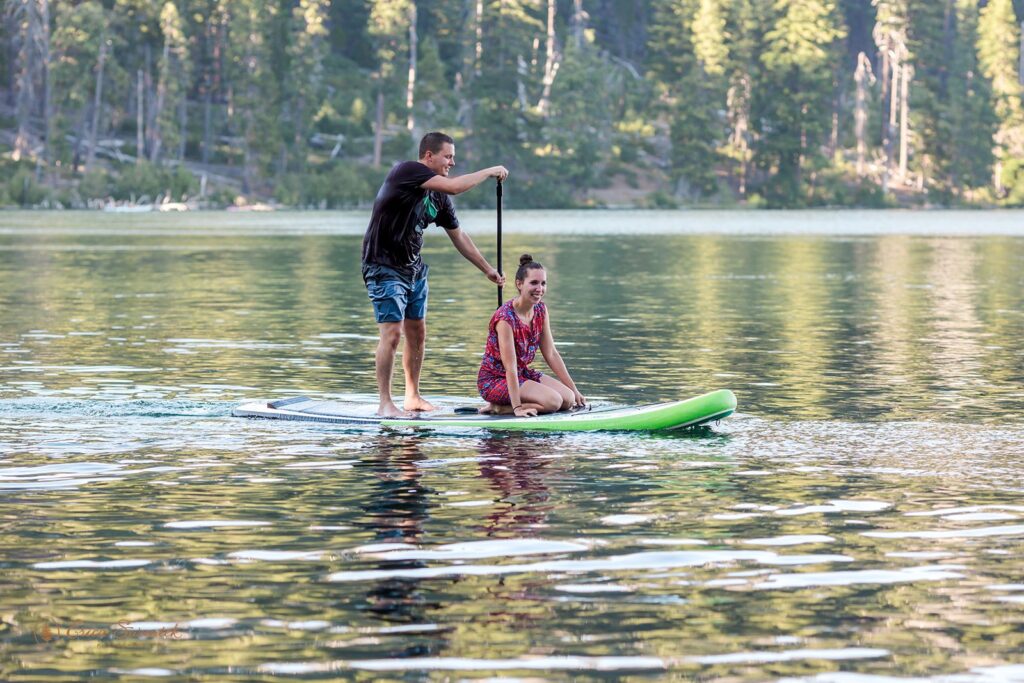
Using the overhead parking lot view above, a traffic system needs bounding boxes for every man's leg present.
[402,317,436,411]
[375,321,406,417]
[401,274,435,412]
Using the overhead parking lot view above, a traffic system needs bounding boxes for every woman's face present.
[516,267,547,303]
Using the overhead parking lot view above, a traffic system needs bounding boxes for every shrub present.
[110,162,198,202]
[79,170,111,200]
[1001,159,1024,207]
[272,162,382,208]
[5,168,48,206]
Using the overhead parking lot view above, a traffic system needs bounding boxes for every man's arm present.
[422,166,508,195]
[445,227,506,287]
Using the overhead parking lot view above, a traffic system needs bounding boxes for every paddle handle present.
[496,179,503,309]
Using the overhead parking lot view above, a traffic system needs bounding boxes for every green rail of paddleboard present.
[381,389,736,432]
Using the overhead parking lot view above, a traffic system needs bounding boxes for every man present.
[362,131,508,417]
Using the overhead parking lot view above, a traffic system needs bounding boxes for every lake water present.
[2,210,1024,681]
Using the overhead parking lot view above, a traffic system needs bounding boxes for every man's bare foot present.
[377,402,410,418]
[403,395,437,412]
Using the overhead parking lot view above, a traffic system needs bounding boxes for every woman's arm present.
[497,321,535,416]
[539,312,586,406]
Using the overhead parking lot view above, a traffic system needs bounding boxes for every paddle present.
[496,178,503,308]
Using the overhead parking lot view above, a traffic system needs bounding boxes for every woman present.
[478,254,586,417]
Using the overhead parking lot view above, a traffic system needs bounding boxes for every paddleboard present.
[232,389,736,432]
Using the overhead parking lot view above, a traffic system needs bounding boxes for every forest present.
[2,0,1024,209]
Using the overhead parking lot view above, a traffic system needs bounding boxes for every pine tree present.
[467,0,544,176]
[905,0,953,197]
[758,0,846,205]
[287,0,330,171]
[8,0,50,162]
[947,0,996,195]
[977,0,1024,197]
[149,2,190,164]
[50,1,123,170]
[225,0,277,193]
[648,0,720,199]
[721,0,765,196]
[368,0,416,162]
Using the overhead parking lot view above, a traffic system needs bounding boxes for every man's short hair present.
[419,132,454,159]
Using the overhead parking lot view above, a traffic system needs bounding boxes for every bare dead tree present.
[537,0,561,117]
[9,0,49,162]
[406,1,417,135]
[85,36,109,171]
[854,51,876,177]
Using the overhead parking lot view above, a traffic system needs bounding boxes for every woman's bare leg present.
[518,380,563,414]
[539,375,575,410]
[479,380,562,415]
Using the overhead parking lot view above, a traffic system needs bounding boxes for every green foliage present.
[79,170,112,199]
[273,162,384,208]
[757,0,846,205]
[108,163,197,201]
[978,0,1024,165]
[2,163,48,207]
[3,0,1023,208]
[905,0,953,194]
[948,0,997,193]
[1001,158,1024,206]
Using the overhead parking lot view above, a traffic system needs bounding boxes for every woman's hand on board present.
[513,405,538,417]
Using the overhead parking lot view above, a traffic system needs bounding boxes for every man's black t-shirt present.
[362,160,459,283]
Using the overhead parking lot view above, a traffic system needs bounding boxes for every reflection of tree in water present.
[354,434,440,639]
[478,435,553,535]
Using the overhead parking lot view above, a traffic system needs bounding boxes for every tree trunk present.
[178,96,187,161]
[40,0,51,179]
[854,52,873,177]
[202,88,212,164]
[150,40,170,163]
[474,0,483,76]
[373,88,384,167]
[406,2,417,134]
[573,0,584,50]
[537,0,558,117]
[12,0,43,162]
[144,44,156,161]
[85,38,108,172]
[898,63,911,181]
[137,69,145,163]
[882,48,900,193]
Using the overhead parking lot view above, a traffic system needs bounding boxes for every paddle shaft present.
[496,179,503,308]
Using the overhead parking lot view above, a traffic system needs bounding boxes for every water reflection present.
[355,435,440,644]
[3,218,1024,680]
[477,435,553,534]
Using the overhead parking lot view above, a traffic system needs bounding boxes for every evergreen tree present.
[414,35,458,130]
[8,0,49,162]
[50,1,124,169]
[225,0,278,193]
[721,0,765,196]
[368,0,416,161]
[544,41,616,203]
[287,0,330,171]
[466,0,543,177]
[647,0,720,199]
[947,0,996,195]
[905,0,953,197]
[758,0,846,205]
[977,0,1024,196]
[149,2,190,164]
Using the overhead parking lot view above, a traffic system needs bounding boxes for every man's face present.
[423,143,456,176]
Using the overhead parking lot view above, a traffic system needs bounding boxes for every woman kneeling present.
[477,254,586,417]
